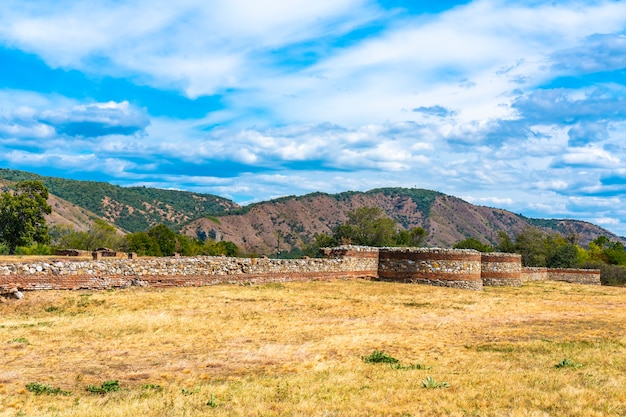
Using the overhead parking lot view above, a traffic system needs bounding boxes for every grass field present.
[1,279,625,416]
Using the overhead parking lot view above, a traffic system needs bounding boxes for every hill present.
[0,169,239,232]
[182,188,624,255]
[2,169,622,254]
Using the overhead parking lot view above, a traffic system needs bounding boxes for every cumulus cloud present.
[552,146,621,168]
[39,101,150,137]
[0,99,149,139]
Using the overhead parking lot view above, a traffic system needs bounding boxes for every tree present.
[453,237,493,252]
[331,207,398,246]
[0,180,52,254]
[122,231,162,256]
[53,220,122,251]
[495,231,515,253]
[318,207,428,248]
[147,224,179,256]
[395,227,428,247]
[546,244,579,268]
[513,227,549,267]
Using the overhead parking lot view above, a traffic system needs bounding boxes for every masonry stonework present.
[481,253,523,286]
[377,248,483,290]
[0,246,601,294]
[546,268,601,285]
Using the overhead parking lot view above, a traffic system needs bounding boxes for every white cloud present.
[557,147,621,168]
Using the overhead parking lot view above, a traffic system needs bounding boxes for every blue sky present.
[1,0,626,237]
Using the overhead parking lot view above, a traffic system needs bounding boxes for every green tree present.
[453,237,493,252]
[52,220,122,251]
[147,224,179,256]
[513,227,549,267]
[395,227,428,247]
[0,180,52,254]
[546,243,579,268]
[122,231,162,256]
[495,230,515,253]
[333,207,399,247]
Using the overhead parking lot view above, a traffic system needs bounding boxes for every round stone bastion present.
[480,252,523,286]
[377,248,483,290]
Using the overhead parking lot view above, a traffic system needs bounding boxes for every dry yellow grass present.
[1,280,625,416]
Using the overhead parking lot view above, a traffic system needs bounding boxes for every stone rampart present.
[377,248,483,290]
[521,267,549,282]
[0,246,602,294]
[0,254,378,292]
[481,253,523,286]
[547,268,601,285]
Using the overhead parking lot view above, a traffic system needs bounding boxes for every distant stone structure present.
[0,245,600,296]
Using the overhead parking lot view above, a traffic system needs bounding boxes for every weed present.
[26,382,71,396]
[363,350,430,370]
[421,376,449,389]
[554,358,582,369]
[207,393,218,408]
[86,380,120,394]
[8,337,30,345]
[363,350,399,364]
[141,383,163,392]
[392,362,432,370]
[44,306,60,312]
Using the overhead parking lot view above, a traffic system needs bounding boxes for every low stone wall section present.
[0,254,379,292]
[521,267,549,282]
[377,248,483,290]
[481,253,523,286]
[547,268,601,285]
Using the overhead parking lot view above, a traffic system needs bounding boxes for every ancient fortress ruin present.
[0,246,600,296]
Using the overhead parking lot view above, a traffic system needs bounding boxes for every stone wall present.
[0,252,378,292]
[521,267,548,282]
[520,267,601,285]
[0,246,602,294]
[481,253,523,286]
[547,268,601,285]
[377,248,483,290]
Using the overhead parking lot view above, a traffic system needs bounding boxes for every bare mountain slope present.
[182,188,624,255]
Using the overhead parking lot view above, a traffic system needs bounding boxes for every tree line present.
[454,228,626,286]
[0,181,239,257]
[2,183,625,286]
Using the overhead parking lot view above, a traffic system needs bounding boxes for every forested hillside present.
[0,169,239,232]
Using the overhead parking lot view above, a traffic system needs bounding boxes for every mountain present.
[0,169,239,232]
[2,169,622,254]
[181,188,625,255]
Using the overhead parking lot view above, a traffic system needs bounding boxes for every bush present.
[15,243,52,255]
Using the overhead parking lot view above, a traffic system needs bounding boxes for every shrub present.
[363,350,399,364]
[86,380,120,394]
[421,376,449,389]
[26,382,71,396]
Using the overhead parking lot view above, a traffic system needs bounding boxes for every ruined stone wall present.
[520,267,600,285]
[0,246,602,294]
[521,267,549,282]
[481,253,523,286]
[377,248,483,290]
[547,268,601,285]
[0,253,378,292]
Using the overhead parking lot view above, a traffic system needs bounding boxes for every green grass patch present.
[26,382,72,396]
[86,380,120,394]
